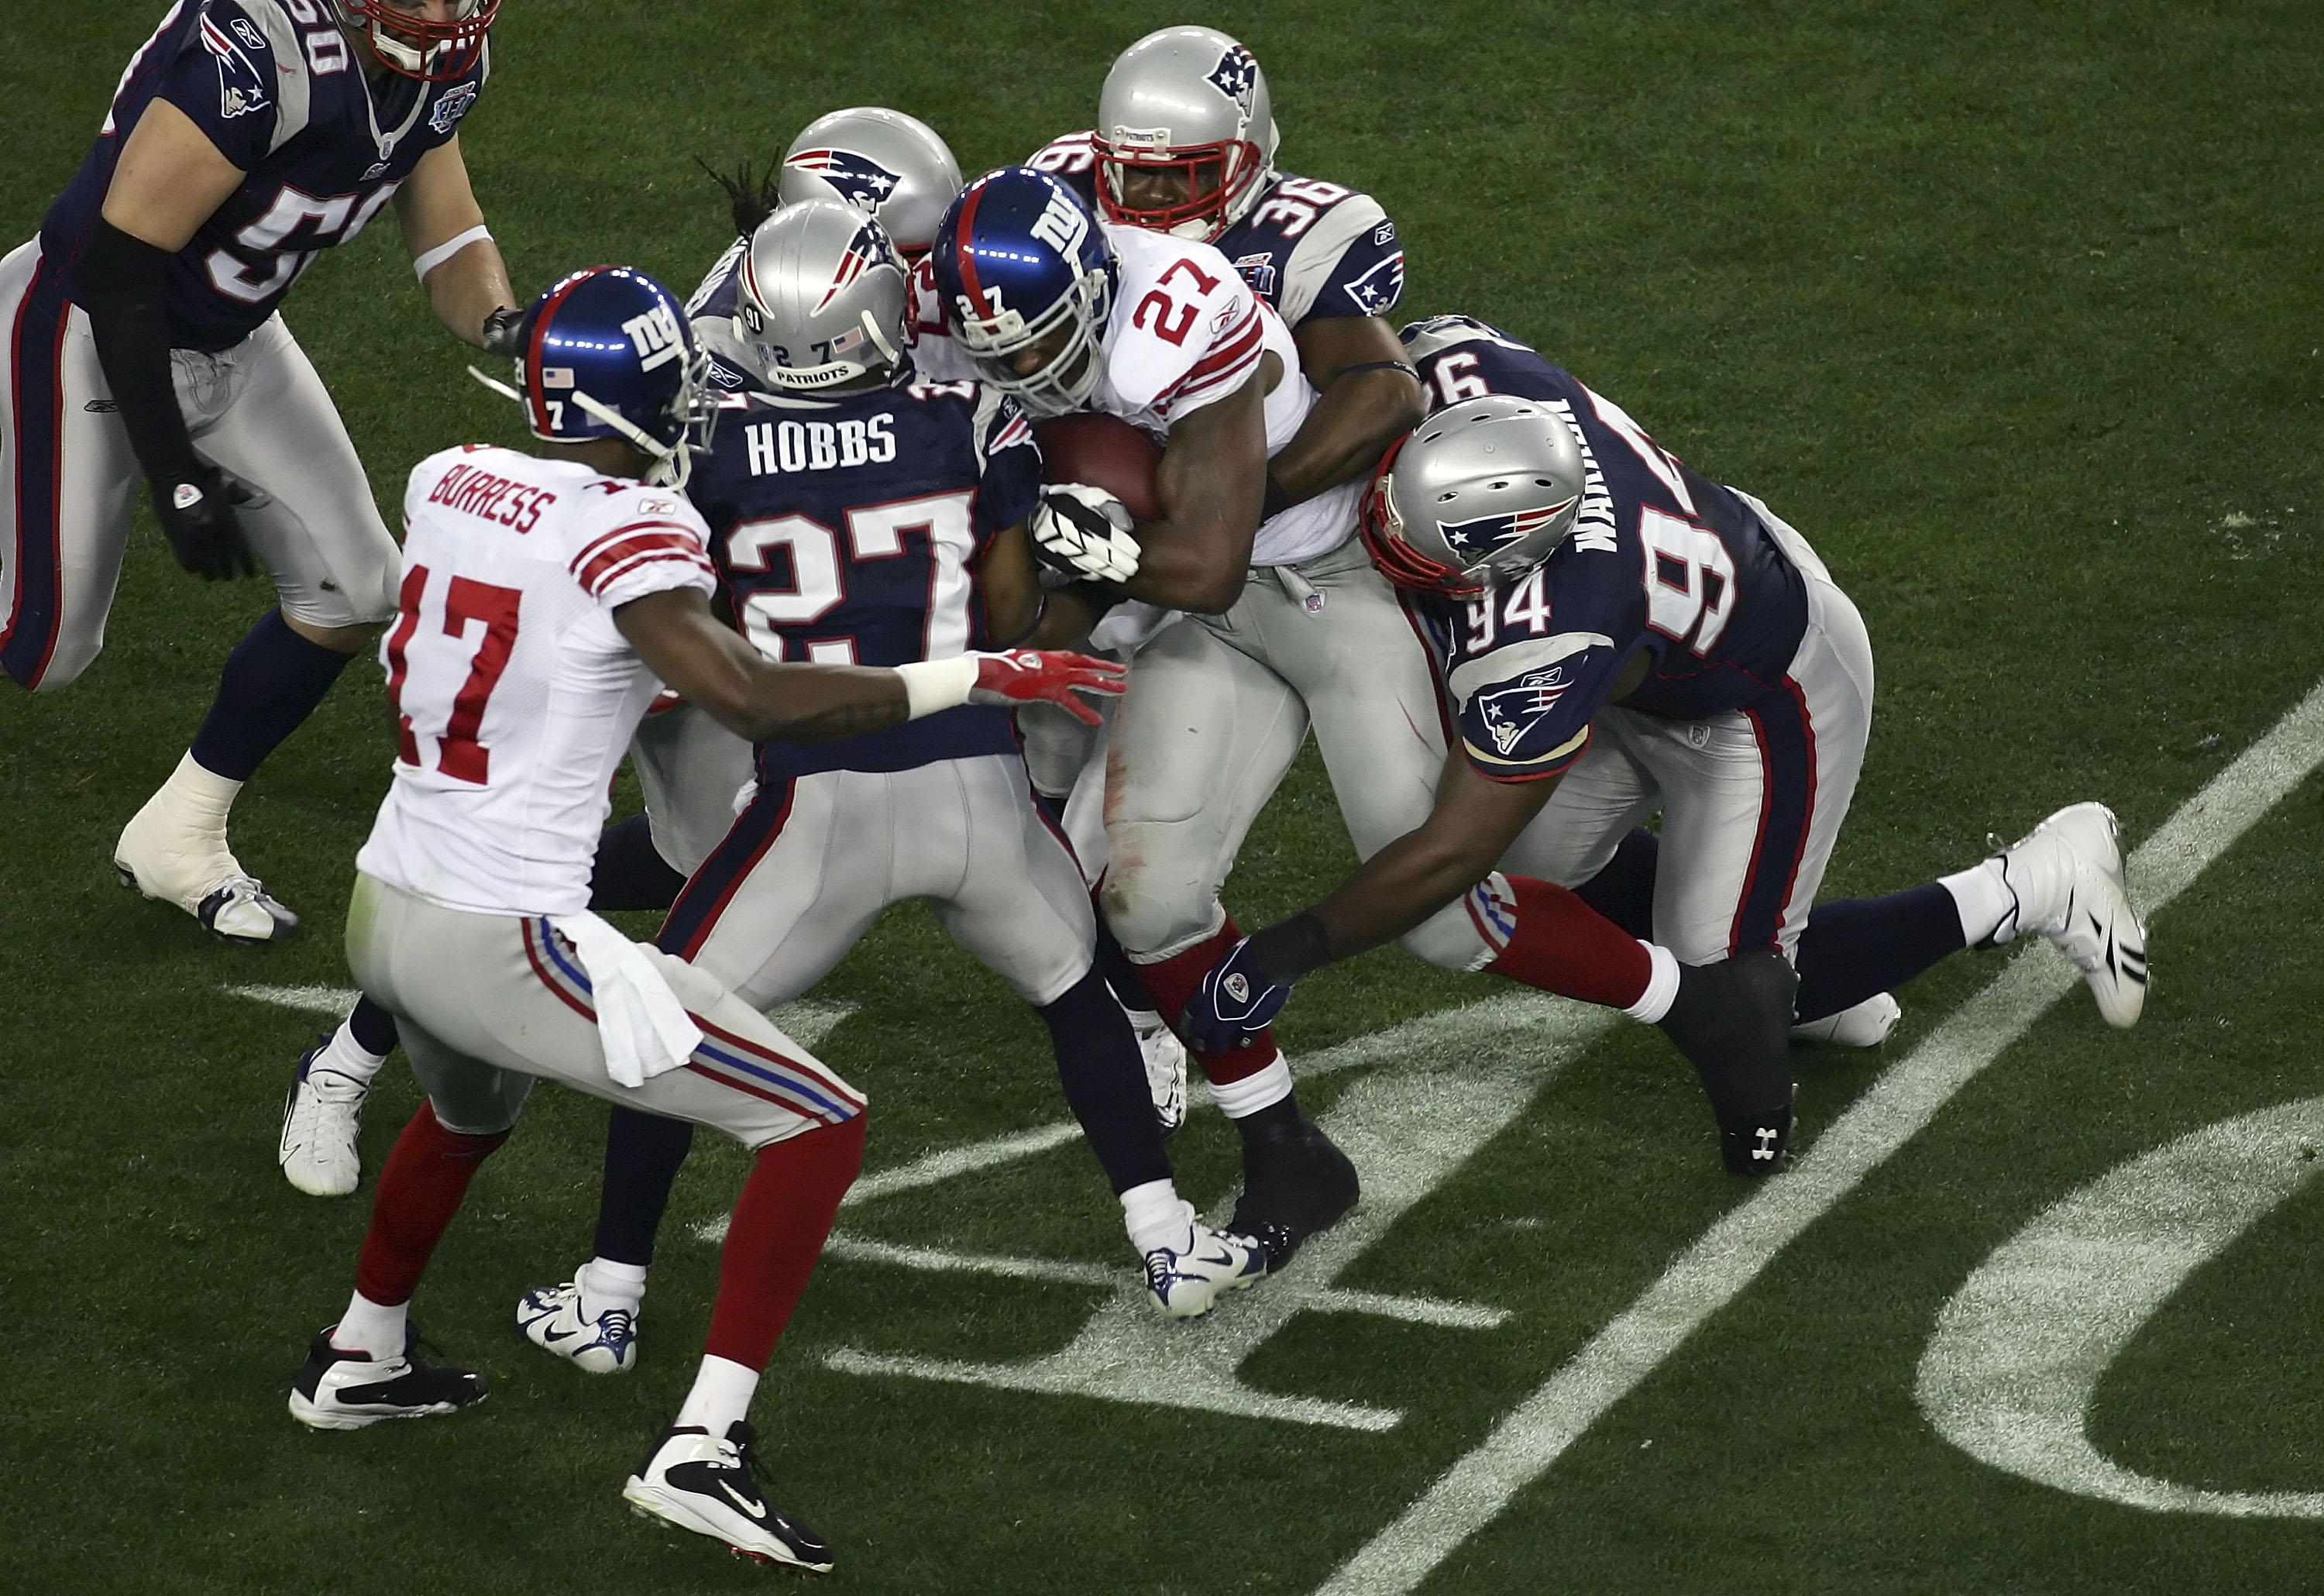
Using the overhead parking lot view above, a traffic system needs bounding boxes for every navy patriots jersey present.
[1026,132,1404,327]
[1397,315,1810,783]
[41,0,486,353]
[682,236,764,394]
[686,378,1043,781]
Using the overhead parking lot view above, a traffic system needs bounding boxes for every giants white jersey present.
[910,227,1363,567]
[356,445,718,917]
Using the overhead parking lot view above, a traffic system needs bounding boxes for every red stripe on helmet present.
[951,179,988,313]
[521,267,606,437]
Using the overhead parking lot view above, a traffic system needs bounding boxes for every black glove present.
[153,463,262,581]
[480,304,526,356]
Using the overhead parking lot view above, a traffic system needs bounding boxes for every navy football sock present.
[187,609,357,783]
[1793,884,1966,1022]
[588,813,689,911]
[1092,912,1160,1014]
[347,994,400,1058]
[1574,827,1659,941]
[1037,967,1172,1195]
[591,1105,696,1268]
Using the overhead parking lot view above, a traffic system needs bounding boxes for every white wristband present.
[894,655,979,720]
[413,224,493,284]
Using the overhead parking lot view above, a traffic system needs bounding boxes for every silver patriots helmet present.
[779,108,964,261]
[737,199,909,390]
[1361,396,1588,598]
[1093,26,1279,242]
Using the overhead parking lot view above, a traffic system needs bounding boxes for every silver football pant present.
[628,697,756,877]
[0,240,400,690]
[346,871,859,1146]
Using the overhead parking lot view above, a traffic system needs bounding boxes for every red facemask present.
[342,0,498,83]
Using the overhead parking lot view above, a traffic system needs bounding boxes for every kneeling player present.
[287,266,1121,1571]
[1185,317,2147,1172]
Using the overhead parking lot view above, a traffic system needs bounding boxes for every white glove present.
[1030,483,1141,583]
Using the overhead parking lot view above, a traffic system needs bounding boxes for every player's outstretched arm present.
[1117,367,1272,614]
[1183,750,1559,1052]
[396,138,521,350]
[1268,315,1428,505]
[614,586,1123,744]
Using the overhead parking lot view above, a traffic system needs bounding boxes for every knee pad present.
[1099,868,1220,961]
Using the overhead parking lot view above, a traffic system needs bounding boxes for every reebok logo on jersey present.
[200,11,270,121]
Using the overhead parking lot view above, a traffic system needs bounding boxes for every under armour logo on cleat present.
[1752,1127,1779,1161]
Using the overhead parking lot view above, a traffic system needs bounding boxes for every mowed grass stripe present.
[1319,675,2324,1596]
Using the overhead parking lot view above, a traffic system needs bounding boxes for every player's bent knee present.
[283,614,386,655]
[1101,877,1217,962]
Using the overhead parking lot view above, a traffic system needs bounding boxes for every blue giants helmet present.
[930,168,1118,418]
[471,267,718,487]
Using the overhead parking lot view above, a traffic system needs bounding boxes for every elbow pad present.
[77,218,197,483]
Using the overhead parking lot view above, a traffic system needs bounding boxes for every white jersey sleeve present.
[1095,225,1267,432]
[904,254,978,382]
[354,448,717,917]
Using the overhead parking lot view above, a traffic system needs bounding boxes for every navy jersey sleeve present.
[153,3,284,170]
[1227,176,1404,325]
[971,389,1041,544]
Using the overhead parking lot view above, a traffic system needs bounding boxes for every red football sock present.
[354,1101,511,1307]
[1133,916,1281,1085]
[1484,875,1655,1010]
[703,1114,867,1372]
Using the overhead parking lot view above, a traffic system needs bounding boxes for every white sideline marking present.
[227,984,858,1052]
[1318,678,2324,1595]
[1918,1095,2324,1517]
[824,998,1613,1432]
[820,1237,1508,1329]
[697,989,1591,1238]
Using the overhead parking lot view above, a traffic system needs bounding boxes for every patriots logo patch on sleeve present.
[1206,45,1260,113]
[1476,666,1572,756]
[786,148,905,211]
[1439,503,1573,562]
[1341,252,1406,315]
[200,10,270,120]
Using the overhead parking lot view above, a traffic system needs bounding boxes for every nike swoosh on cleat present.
[539,1327,576,1343]
[713,1479,769,1522]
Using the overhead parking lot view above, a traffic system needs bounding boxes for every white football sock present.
[674,1354,760,1437]
[314,1017,390,1090]
[1208,1056,1292,1119]
[1941,858,2016,945]
[1621,942,1683,1023]
[1120,1179,1195,1255]
[331,1290,407,1359]
[579,1257,648,1323]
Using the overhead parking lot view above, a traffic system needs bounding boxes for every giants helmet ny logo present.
[786,148,904,210]
[1206,45,1259,115]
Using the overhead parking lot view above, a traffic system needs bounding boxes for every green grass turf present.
[5,1,2324,1591]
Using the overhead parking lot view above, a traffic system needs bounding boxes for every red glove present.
[966,648,1126,726]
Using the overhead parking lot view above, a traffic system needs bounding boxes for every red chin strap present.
[1356,435,1487,599]
[344,0,498,82]
[1094,140,1260,240]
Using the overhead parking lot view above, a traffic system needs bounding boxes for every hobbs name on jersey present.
[742,415,899,477]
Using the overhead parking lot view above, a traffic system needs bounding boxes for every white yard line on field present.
[1317,678,2324,1596]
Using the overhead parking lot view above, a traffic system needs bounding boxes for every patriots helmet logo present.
[814,218,899,315]
[786,147,905,212]
[1206,45,1260,115]
[1438,502,1576,564]
[1476,667,1569,756]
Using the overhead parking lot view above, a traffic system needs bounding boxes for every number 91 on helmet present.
[1360,396,1590,599]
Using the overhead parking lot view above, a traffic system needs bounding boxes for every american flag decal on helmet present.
[1438,501,1576,562]
[786,147,905,210]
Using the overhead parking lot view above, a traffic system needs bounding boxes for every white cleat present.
[517,1272,639,1374]
[279,1036,366,1197]
[1791,992,1903,1047]
[114,779,297,944]
[1130,1008,1188,1135]
[624,1421,834,1572]
[1143,1221,1267,1319]
[1992,801,2149,1028]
